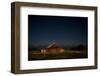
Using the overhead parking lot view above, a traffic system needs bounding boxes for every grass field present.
[28,50,87,61]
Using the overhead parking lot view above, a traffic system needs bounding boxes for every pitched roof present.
[47,42,60,48]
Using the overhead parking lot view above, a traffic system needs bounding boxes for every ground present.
[28,50,87,61]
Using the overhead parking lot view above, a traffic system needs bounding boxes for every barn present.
[41,42,64,54]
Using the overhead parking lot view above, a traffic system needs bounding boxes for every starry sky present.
[28,15,88,47]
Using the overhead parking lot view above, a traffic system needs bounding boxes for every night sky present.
[28,15,88,47]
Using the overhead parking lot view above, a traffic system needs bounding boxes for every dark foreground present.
[28,50,88,61]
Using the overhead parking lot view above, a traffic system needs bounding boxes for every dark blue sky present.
[28,15,88,46]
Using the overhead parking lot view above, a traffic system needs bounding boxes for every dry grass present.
[28,50,87,60]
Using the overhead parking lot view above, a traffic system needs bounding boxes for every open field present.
[28,50,87,61]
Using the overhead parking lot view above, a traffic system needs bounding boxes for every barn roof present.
[47,42,61,48]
